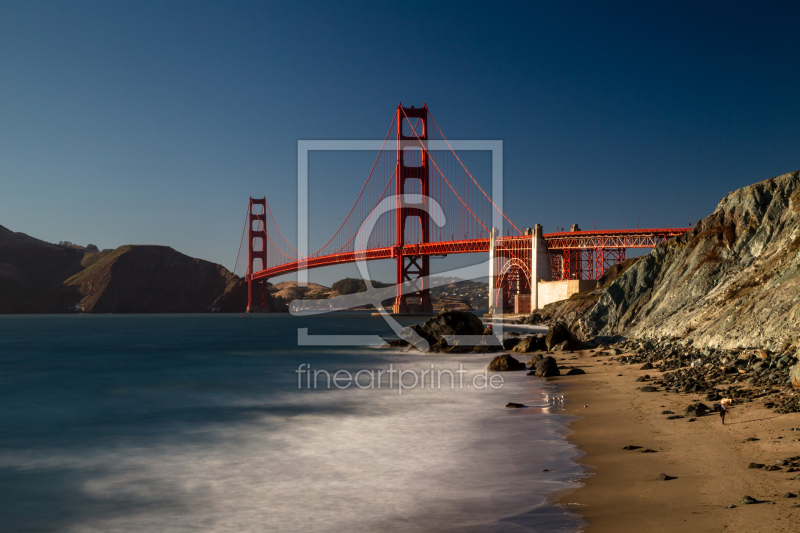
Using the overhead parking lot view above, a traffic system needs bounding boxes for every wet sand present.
[555,348,800,532]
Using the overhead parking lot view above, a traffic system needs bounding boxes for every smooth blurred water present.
[0,314,584,532]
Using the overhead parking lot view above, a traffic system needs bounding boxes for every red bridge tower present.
[393,104,433,314]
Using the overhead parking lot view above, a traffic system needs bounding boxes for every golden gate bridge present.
[236,104,688,314]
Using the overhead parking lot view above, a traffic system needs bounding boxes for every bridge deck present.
[249,228,689,280]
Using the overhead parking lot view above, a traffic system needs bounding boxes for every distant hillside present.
[0,225,282,313]
[40,245,254,313]
[0,225,89,313]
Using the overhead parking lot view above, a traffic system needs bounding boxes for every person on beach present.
[719,398,733,425]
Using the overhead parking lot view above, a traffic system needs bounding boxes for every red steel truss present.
[543,228,687,250]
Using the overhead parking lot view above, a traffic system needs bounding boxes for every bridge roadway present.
[249,228,690,281]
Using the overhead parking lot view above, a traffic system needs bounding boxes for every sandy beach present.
[556,347,800,532]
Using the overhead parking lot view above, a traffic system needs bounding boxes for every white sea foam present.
[2,356,583,532]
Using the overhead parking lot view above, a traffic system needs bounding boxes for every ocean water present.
[0,314,585,532]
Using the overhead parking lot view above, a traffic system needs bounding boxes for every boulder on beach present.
[503,337,522,350]
[512,334,546,354]
[566,368,586,375]
[488,354,526,371]
[529,355,560,377]
[422,309,484,341]
[685,402,709,417]
[545,322,581,351]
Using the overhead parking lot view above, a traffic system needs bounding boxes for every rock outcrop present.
[578,170,800,349]
[422,309,485,341]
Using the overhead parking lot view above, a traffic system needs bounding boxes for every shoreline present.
[553,347,800,532]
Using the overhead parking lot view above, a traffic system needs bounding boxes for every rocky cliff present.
[578,170,800,350]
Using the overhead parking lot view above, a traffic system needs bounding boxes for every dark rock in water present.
[685,402,709,417]
[639,386,658,392]
[666,415,684,419]
[785,492,797,498]
[512,334,546,353]
[622,445,642,450]
[661,410,674,415]
[399,324,437,351]
[503,337,522,350]
[658,473,675,481]
[525,370,536,376]
[748,463,765,469]
[487,354,526,371]
[422,309,484,342]
[741,496,758,505]
[566,368,586,375]
[532,355,560,377]
[505,402,526,408]
[545,322,581,351]
[640,362,653,370]
[471,336,503,353]
[384,339,410,348]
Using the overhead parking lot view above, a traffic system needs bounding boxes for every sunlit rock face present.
[582,170,800,349]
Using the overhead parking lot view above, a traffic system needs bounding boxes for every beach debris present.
[661,410,675,414]
[740,496,758,504]
[727,504,736,508]
[784,492,797,498]
[505,402,526,409]
[622,445,642,450]
[657,473,676,481]
[541,469,550,472]
[640,449,657,453]
[745,437,760,442]
[666,415,684,420]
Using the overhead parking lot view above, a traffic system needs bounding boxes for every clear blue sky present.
[2,1,798,285]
